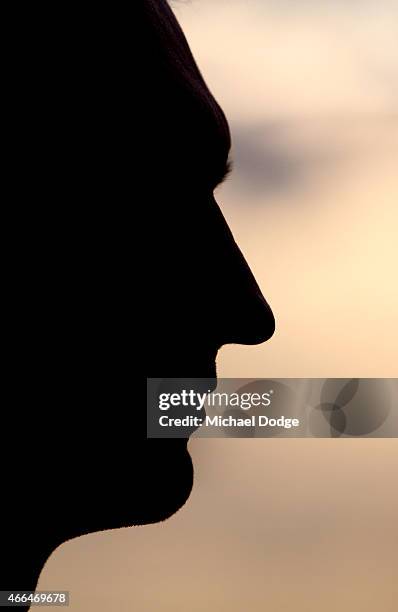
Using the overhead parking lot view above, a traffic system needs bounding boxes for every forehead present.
[143,1,231,187]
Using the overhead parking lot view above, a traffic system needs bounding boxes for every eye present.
[215,157,233,188]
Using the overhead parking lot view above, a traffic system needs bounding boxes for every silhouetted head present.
[2,0,274,596]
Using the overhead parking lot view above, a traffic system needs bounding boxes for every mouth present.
[189,373,217,434]
[185,352,218,432]
[169,373,217,438]
[147,348,219,439]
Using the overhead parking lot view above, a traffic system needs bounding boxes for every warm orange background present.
[38,2,398,610]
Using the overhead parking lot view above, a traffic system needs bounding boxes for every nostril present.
[217,293,275,347]
[240,297,275,345]
[258,304,276,343]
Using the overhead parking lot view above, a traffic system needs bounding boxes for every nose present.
[219,247,275,346]
[209,196,275,348]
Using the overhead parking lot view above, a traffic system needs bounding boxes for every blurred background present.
[38,1,398,610]
[175,0,398,378]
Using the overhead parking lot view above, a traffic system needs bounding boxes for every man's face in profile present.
[142,0,275,523]
[60,0,275,536]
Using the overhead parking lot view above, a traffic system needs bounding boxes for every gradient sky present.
[171,0,398,378]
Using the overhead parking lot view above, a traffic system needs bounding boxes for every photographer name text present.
[158,415,300,429]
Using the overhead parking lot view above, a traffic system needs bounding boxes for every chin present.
[62,440,195,539]
[132,443,195,525]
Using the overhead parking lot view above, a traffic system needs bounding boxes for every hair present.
[143,1,214,100]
